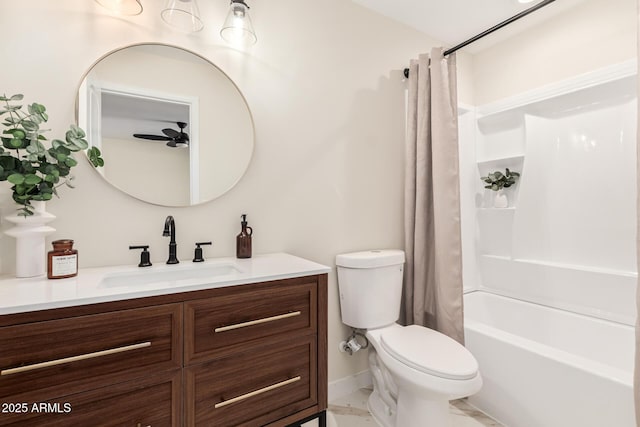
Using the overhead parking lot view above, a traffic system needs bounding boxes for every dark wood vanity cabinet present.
[0,371,182,427]
[0,274,328,427]
[0,303,183,427]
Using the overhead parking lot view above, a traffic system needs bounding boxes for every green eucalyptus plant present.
[0,93,104,216]
[481,168,520,191]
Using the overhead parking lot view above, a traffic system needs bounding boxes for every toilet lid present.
[380,325,478,380]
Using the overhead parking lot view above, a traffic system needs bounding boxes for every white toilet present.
[336,249,482,427]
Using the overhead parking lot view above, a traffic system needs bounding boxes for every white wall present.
[472,0,636,105]
[0,0,451,383]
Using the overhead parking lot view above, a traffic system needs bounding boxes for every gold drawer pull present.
[214,376,301,409]
[214,311,301,333]
[1,341,152,376]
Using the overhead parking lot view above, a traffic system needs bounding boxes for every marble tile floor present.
[302,388,503,427]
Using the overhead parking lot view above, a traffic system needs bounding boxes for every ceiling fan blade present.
[133,134,172,141]
[162,128,180,138]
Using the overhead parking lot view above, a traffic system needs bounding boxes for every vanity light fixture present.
[94,0,143,15]
[161,0,204,32]
[220,0,257,46]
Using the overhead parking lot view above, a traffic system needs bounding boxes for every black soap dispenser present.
[236,214,253,259]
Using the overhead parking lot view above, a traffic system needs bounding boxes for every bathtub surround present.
[403,47,464,343]
[469,63,638,320]
[464,0,638,423]
[462,62,638,426]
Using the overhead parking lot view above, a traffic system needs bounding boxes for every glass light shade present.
[94,0,143,15]
[161,0,204,32]
[220,1,257,46]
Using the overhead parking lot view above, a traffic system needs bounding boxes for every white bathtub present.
[463,291,635,427]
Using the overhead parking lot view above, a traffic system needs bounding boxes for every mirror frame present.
[75,42,255,207]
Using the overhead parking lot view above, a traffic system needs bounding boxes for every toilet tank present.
[336,250,405,329]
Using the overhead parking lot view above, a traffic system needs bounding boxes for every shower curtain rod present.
[403,0,556,78]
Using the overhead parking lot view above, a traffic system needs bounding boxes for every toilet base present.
[369,387,453,427]
[367,390,394,427]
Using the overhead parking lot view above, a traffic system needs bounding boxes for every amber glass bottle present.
[236,214,253,258]
[47,239,78,279]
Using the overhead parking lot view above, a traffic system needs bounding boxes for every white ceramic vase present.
[4,201,56,278]
[493,190,509,208]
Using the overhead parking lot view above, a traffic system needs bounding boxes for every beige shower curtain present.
[402,47,464,344]
[633,0,640,427]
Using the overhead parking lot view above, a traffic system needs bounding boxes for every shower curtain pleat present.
[402,47,465,344]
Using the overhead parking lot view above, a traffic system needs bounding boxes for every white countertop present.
[0,253,331,315]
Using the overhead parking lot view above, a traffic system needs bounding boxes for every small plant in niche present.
[481,168,520,191]
[0,93,104,216]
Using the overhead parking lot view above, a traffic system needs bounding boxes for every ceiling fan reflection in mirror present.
[133,121,189,148]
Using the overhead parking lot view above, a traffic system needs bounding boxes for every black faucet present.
[163,215,179,264]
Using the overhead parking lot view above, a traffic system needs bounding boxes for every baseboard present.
[328,370,372,402]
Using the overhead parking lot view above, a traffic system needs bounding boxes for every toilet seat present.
[380,325,478,380]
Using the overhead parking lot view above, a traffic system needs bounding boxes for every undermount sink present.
[99,262,243,288]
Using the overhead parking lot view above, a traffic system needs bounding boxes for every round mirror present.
[77,43,254,206]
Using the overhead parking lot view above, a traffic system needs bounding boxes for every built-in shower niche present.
[474,109,526,258]
[472,63,637,324]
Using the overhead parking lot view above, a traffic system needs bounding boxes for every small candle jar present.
[47,239,78,279]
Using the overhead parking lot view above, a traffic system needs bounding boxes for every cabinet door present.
[185,277,317,364]
[185,336,317,427]
[0,370,181,426]
[0,304,182,401]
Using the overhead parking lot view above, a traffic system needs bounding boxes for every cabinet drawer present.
[186,336,317,427]
[185,277,316,364]
[0,304,182,401]
[0,370,181,426]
